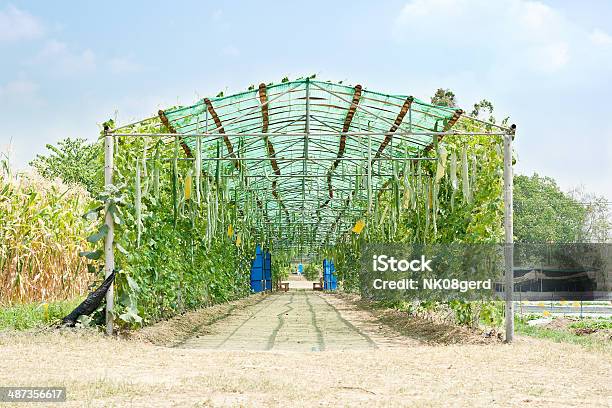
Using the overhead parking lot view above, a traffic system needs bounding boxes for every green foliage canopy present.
[30,138,100,193]
[513,174,586,243]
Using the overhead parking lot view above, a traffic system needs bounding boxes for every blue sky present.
[1,0,611,199]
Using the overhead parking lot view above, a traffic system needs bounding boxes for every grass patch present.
[0,298,83,331]
[515,317,611,353]
[569,318,612,330]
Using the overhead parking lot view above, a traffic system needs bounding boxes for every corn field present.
[0,162,94,305]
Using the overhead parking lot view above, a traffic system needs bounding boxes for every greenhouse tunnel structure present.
[102,78,516,339]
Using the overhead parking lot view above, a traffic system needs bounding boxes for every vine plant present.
[80,119,264,328]
[325,119,510,329]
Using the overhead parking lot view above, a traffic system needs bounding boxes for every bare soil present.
[1,291,610,407]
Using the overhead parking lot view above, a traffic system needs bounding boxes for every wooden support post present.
[103,125,115,336]
[504,125,516,342]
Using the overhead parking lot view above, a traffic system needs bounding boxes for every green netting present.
[148,79,495,248]
[160,79,463,247]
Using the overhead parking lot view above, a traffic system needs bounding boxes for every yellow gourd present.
[352,219,365,234]
[184,171,193,200]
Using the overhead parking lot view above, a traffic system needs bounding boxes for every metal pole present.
[503,124,516,342]
[110,131,508,138]
[303,79,309,204]
[367,132,372,213]
[103,125,115,335]
[302,80,311,257]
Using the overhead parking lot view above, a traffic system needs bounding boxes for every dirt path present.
[1,291,611,407]
[181,292,381,351]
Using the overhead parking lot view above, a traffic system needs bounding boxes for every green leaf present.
[79,249,103,260]
[87,224,109,243]
[82,205,103,222]
[108,203,123,225]
[119,304,142,324]
[116,242,128,255]
[127,275,140,292]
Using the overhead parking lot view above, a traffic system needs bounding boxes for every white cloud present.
[0,78,43,106]
[0,78,38,96]
[34,40,96,74]
[398,0,466,18]
[519,1,555,31]
[590,29,612,45]
[394,0,574,73]
[0,5,44,43]
[108,57,142,74]
[529,42,570,72]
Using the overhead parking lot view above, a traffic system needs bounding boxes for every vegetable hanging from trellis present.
[135,159,142,247]
[461,145,472,204]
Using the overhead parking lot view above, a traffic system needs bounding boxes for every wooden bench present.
[312,282,323,291]
[279,282,289,292]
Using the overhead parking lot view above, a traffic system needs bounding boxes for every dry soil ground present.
[0,289,610,407]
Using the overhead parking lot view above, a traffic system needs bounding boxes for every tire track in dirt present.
[305,291,325,351]
[180,291,380,351]
[266,292,295,350]
[316,293,378,349]
[212,294,283,349]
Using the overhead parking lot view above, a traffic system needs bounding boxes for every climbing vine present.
[80,118,272,327]
[325,120,509,328]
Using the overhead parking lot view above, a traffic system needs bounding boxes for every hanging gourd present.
[172,137,179,226]
[195,134,202,205]
[153,142,161,200]
[449,150,458,190]
[495,142,502,157]
[393,177,401,224]
[435,145,447,184]
[470,153,477,190]
[379,200,389,227]
[461,145,472,203]
[135,160,142,247]
[424,178,431,238]
[402,169,412,210]
[184,169,193,201]
[142,138,149,197]
[227,223,234,238]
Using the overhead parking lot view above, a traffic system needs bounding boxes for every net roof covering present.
[118,78,505,248]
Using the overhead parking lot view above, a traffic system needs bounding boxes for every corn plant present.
[0,161,95,305]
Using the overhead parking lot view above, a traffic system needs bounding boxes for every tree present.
[433,88,608,242]
[431,88,457,107]
[514,174,587,243]
[569,187,611,243]
[30,138,99,193]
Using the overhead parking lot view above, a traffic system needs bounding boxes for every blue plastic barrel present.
[250,245,264,292]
